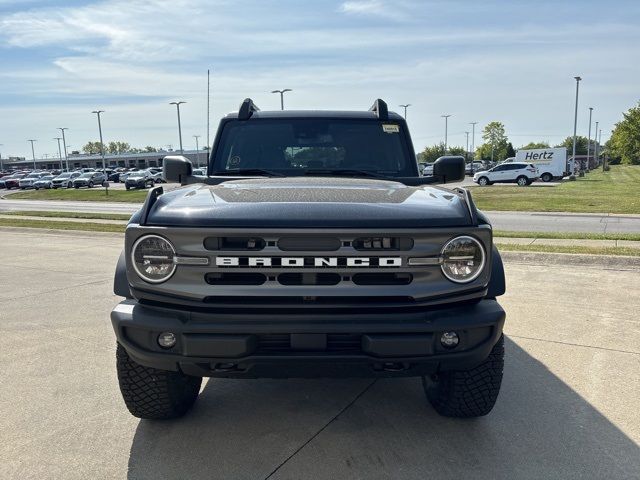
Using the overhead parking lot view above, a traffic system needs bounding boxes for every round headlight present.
[440,236,485,283]
[131,234,176,283]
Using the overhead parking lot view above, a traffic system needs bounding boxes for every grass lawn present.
[2,210,132,221]
[493,230,640,241]
[5,188,147,202]
[0,218,125,233]
[470,165,640,214]
[495,242,640,257]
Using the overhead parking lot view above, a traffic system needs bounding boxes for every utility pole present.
[0,144,3,171]
[441,114,451,154]
[58,128,69,171]
[586,107,593,174]
[170,101,186,153]
[92,110,107,175]
[207,69,210,164]
[399,104,411,120]
[570,76,582,180]
[599,129,604,172]
[54,137,63,170]
[28,139,37,170]
[469,122,478,169]
[271,89,292,110]
[193,135,200,167]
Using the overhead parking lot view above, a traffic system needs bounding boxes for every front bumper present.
[111,299,505,378]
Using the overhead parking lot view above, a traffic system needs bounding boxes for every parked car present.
[192,168,206,176]
[0,173,18,189]
[125,170,155,190]
[52,171,81,188]
[18,172,48,189]
[473,162,538,186]
[72,172,106,188]
[422,163,434,176]
[146,168,164,183]
[118,169,139,183]
[465,161,485,175]
[33,175,55,190]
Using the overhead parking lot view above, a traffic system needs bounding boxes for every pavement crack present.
[263,378,378,480]
[0,278,111,304]
[509,334,639,356]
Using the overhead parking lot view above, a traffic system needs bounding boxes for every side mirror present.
[163,156,193,184]
[433,156,465,183]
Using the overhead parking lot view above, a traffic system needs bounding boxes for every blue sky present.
[1,0,639,159]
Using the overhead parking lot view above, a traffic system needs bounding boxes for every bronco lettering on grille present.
[215,257,402,267]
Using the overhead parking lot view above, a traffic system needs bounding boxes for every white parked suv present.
[473,162,538,186]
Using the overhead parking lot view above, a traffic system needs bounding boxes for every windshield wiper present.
[304,169,390,179]
[213,168,284,177]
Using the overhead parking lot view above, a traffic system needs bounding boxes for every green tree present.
[475,121,509,161]
[608,101,640,165]
[506,142,516,158]
[107,141,131,154]
[144,146,158,152]
[555,136,590,156]
[521,141,550,149]
[417,144,467,163]
[82,141,105,154]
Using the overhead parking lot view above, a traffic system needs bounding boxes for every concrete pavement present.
[0,229,638,479]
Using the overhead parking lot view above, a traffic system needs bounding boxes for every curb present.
[500,250,640,270]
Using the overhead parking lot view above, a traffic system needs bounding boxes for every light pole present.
[399,104,411,120]
[271,89,292,110]
[465,131,470,163]
[169,101,186,153]
[58,128,69,171]
[441,114,451,154]
[599,128,604,172]
[0,144,3,171]
[570,76,582,180]
[54,137,63,169]
[28,139,37,170]
[586,107,593,174]
[594,121,599,170]
[92,110,107,173]
[469,121,478,168]
[193,135,200,167]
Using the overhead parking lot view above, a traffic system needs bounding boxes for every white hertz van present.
[514,148,570,182]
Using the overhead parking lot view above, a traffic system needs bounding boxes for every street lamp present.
[169,101,186,153]
[58,128,69,171]
[469,122,478,173]
[193,135,201,167]
[399,104,411,120]
[594,121,599,170]
[91,110,107,174]
[465,131,470,162]
[54,137,63,170]
[271,89,292,110]
[570,76,582,180]
[0,143,3,171]
[441,114,451,154]
[28,139,37,170]
[586,107,593,174]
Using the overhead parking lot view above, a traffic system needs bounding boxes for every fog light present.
[440,331,459,349]
[158,332,177,349]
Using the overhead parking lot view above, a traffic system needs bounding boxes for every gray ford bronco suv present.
[111,99,506,420]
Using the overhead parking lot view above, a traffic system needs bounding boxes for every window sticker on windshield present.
[382,124,399,133]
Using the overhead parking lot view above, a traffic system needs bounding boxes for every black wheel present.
[516,176,528,186]
[74,185,79,189]
[125,185,130,190]
[478,176,490,186]
[116,343,201,419]
[89,181,94,188]
[423,335,504,418]
[541,172,553,182]
[67,182,72,188]
[34,186,39,190]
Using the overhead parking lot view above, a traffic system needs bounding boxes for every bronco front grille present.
[257,333,362,354]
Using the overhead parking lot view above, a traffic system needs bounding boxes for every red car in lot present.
[2,173,27,189]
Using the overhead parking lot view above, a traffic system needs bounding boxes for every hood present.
[145,177,472,228]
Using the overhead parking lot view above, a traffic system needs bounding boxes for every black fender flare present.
[114,250,132,298]
[487,245,506,298]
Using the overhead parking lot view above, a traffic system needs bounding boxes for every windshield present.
[57,173,71,178]
[211,119,414,177]
[26,173,40,178]
[129,172,145,178]
[79,173,93,178]
[40,176,54,180]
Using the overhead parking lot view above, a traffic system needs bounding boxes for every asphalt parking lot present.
[1,229,639,480]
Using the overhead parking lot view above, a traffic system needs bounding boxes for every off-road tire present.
[423,334,504,418]
[116,343,202,420]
